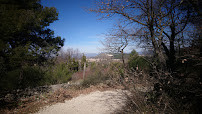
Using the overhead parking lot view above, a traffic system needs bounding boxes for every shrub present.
[45,63,72,84]
[21,66,45,88]
[128,56,151,71]
[82,66,109,87]
[0,65,45,91]
[128,50,151,71]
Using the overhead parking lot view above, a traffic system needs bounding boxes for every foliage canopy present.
[0,0,64,90]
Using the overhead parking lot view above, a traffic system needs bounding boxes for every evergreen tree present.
[0,0,64,90]
[81,54,86,69]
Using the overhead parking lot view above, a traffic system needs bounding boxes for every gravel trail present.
[36,90,128,114]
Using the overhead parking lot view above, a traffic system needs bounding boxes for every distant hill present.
[112,53,130,59]
[94,53,130,59]
[85,51,145,59]
[110,51,146,59]
[85,53,98,58]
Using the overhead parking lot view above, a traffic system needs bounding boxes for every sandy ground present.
[36,90,128,114]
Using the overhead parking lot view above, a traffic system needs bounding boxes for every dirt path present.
[36,90,128,114]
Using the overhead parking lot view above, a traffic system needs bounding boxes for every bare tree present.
[57,48,81,63]
[91,0,166,66]
[91,0,193,71]
[101,25,130,65]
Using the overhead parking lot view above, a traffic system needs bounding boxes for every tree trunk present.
[169,24,176,72]
[121,49,125,66]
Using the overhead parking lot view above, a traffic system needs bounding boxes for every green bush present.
[0,69,20,91]
[45,63,72,84]
[128,50,151,71]
[0,62,74,91]
[0,66,45,91]
[21,66,45,88]
[128,56,150,70]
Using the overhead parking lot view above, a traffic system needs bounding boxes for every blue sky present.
[41,0,136,54]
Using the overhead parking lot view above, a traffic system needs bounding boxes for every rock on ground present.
[36,90,128,114]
